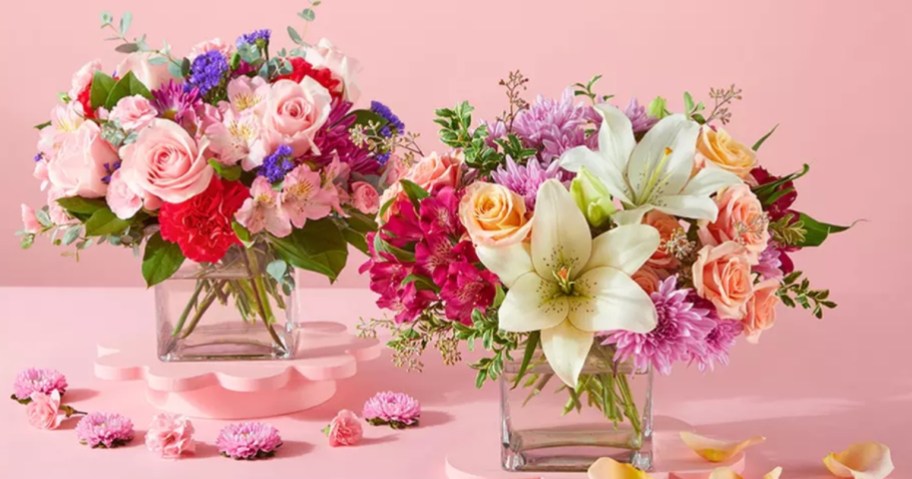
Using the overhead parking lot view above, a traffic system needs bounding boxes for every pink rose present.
[46,121,116,198]
[459,181,532,246]
[68,60,103,99]
[350,181,380,215]
[109,95,157,131]
[106,170,143,220]
[261,77,332,157]
[26,391,64,430]
[631,265,664,295]
[188,38,233,61]
[116,52,171,91]
[698,184,770,261]
[327,409,363,447]
[21,204,42,234]
[405,151,464,192]
[119,119,214,203]
[743,278,780,343]
[145,413,195,459]
[306,38,361,102]
[643,210,684,269]
[692,242,754,319]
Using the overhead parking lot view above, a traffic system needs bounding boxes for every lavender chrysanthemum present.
[12,368,67,401]
[690,297,743,372]
[185,50,228,95]
[259,145,296,183]
[362,391,421,428]
[754,244,784,280]
[152,81,202,126]
[76,412,135,448]
[216,422,283,460]
[602,276,716,375]
[236,29,271,48]
[511,88,600,162]
[624,98,658,135]
[491,156,563,210]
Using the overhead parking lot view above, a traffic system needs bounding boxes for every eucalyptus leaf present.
[119,11,133,36]
[287,26,304,45]
[62,225,82,246]
[299,8,316,21]
[266,259,288,282]
[115,43,140,54]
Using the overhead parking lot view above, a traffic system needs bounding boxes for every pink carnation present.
[216,422,282,460]
[362,391,421,428]
[76,412,135,448]
[326,409,363,447]
[12,367,68,401]
[20,204,42,234]
[145,413,195,459]
[26,391,65,430]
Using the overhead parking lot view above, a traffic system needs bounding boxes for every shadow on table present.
[65,388,100,403]
[192,439,313,459]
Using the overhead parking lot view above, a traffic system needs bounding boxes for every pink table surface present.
[1,287,909,478]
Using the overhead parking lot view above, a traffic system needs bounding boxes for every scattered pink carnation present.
[362,391,421,428]
[26,391,65,430]
[145,413,196,459]
[216,422,283,460]
[76,412,135,448]
[325,409,363,447]
[12,367,68,401]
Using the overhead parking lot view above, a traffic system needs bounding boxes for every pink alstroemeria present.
[281,165,334,228]
[235,176,292,237]
[206,110,266,170]
[320,154,349,216]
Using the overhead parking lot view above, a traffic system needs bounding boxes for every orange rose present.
[696,126,757,178]
[643,211,684,269]
[405,150,463,191]
[459,182,532,246]
[743,278,780,343]
[631,265,664,295]
[698,184,769,261]
[692,242,754,319]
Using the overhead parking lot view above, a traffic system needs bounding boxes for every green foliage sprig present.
[434,101,503,174]
[777,271,836,319]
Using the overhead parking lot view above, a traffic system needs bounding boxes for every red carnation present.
[75,83,96,119]
[159,177,249,263]
[274,57,342,99]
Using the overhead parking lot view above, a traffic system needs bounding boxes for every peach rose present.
[692,242,754,319]
[643,210,684,269]
[261,77,332,157]
[698,184,769,261]
[632,265,663,295]
[351,181,380,215]
[306,38,360,102]
[46,121,116,198]
[695,126,757,178]
[109,95,157,131]
[459,182,532,246]
[115,52,171,91]
[26,391,64,430]
[119,119,213,203]
[743,278,780,343]
[405,151,463,192]
[68,59,103,99]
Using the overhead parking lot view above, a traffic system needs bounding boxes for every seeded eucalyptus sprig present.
[777,270,836,319]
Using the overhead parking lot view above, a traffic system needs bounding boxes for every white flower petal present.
[476,243,534,288]
[531,180,592,279]
[568,267,657,333]
[612,204,654,225]
[593,103,636,174]
[498,272,568,333]
[560,147,633,204]
[655,194,720,222]
[627,114,700,202]
[682,165,743,196]
[586,224,660,275]
[541,320,594,387]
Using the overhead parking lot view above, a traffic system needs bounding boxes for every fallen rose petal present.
[823,442,894,479]
[588,457,653,479]
[708,466,782,479]
[764,467,783,479]
[679,431,766,463]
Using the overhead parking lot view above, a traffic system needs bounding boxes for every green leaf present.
[266,259,288,282]
[141,233,185,287]
[399,179,429,208]
[299,8,316,21]
[287,26,304,45]
[683,92,695,113]
[34,121,52,130]
[84,208,130,237]
[400,273,439,292]
[512,331,540,389]
[339,210,377,255]
[752,163,809,203]
[340,227,369,254]
[348,109,386,128]
[208,159,242,181]
[793,212,853,247]
[35,208,52,227]
[61,225,82,246]
[119,11,133,36]
[89,71,116,110]
[752,124,779,151]
[20,234,35,249]
[372,234,415,263]
[104,71,152,110]
[647,96,668,119]
[100,11,113,27]
[115,43,140,54]
[56,196,107,216]
[231,221,253,247]
[270,218,348,282]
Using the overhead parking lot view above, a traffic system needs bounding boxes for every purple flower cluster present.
[511,88,601,162]
[305,101,377,174]
[362,391,421,428]
[153,81,202,126]
[624,98,658,135]
[236,29,271,47]
[12,368,68,401]
[491,156,563,210]
[75,412,135,448]
[186,50,228,95]
[370,101,405,137]
[101,160,122,185]
[259,145,296,183]
[216,422,283,460]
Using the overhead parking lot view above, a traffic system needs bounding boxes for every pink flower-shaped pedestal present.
[95,322,380,419]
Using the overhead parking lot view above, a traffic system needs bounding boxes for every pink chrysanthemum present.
[602,276,716,375]
[690,296,743,372]
[754,244,784,280]
[491,156,564,210]
[511,88,600,162]
[12,368,68,401]
[75,412,135,448]
[362,391,421,428]
[624,98,658,135]
[216,422,283,460]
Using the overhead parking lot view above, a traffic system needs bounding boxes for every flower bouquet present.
[18,8,418,360]
[361,72,851,470]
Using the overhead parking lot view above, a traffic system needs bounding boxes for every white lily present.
[560,104,741,225]
[476,180,660,387]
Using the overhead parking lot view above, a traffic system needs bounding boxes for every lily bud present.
[647,96,668,119]
[570,167,615,228]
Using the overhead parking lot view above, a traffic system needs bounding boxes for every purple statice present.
[185,50,228,95]
[101,160,122,185]
[259,145,296,183]
[491,156,563,210]
[152,81,203,126]
[511,88,601,163]
[690,295,743,372]
[624,98,658,135]
[236,29,271,48]
[305,101,378,174]
[370,101,405,137]
[602,276,716,375]
[753,244,784,280]
[33,152,44,163]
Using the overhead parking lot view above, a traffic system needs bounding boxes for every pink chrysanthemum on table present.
[601,276,716,375]
[216,422,283,460]
[362,391,421,428]
[145,413,195,459]
[491,156,563,210]
[76,412,135,448]
[12,367,68,402]
[511,88,600,162]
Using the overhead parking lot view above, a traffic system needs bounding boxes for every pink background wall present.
[1,0,909,293]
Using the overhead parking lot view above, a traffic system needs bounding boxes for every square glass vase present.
[500,344,653,472]
[155,245,297,361]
